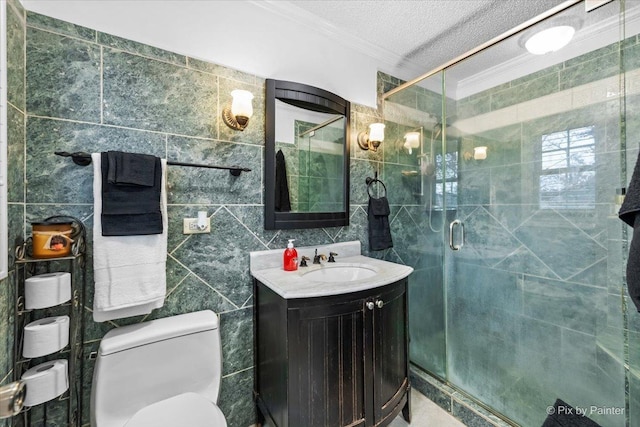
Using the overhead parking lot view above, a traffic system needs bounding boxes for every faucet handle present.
[299,256,310,267]
[328,252,338,263]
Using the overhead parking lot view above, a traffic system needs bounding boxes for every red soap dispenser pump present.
[284,239,298,271]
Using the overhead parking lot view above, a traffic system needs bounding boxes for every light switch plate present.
[183,217,211,234]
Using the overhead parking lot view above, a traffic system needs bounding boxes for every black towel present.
[541,399,601,427]
[368,196,393,251]
[620,150,640,311]
[107,151,156,187]
[101,152,163,236]
[275,149,291,212]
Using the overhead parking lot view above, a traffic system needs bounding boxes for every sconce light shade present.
[223,89,254,131]
[403,131,421,155]
[473,146,488,160]
[357,123,385,152]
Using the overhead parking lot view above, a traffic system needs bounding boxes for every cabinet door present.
[372,281,409,425]
[288,297,367,427]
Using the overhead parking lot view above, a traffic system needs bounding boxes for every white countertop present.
[250,242,413,299]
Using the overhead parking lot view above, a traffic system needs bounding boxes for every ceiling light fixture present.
[524,25,576,55]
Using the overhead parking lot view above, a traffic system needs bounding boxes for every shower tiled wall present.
[1,8,427,427]
[384,24,636,427]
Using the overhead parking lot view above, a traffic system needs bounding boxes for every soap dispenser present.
[283,239,298,271]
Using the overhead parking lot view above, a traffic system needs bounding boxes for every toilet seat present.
[124,392,227,427]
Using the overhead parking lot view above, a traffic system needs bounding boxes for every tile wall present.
[1,5,429,427]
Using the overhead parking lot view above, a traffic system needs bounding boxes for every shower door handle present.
[449,220,464,251]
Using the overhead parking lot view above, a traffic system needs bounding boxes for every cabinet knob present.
[366,301,375,311]
[376,300,384,309]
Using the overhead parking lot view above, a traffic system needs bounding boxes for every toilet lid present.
[124,393,227,427]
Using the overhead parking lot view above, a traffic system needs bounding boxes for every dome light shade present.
[525,25,575,55]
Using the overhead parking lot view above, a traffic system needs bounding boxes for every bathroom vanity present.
[250,242,413,427]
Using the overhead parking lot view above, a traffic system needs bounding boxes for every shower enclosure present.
[384,1,640,425]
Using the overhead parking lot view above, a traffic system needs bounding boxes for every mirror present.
[265,79,350,230]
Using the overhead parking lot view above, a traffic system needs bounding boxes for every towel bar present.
[54,151,251,176]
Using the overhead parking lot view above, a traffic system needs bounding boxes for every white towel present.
[92,153,167,322]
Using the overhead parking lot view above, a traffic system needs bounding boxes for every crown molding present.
[455,5,640,100]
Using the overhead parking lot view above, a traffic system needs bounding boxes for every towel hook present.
[366,173,387,198]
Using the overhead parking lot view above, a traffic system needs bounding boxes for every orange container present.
[31,221,74,259]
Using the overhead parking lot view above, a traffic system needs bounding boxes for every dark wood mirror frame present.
[264,79,350,230]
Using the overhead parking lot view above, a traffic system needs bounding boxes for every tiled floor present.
[260,390,465,427]
[389,390,466,427]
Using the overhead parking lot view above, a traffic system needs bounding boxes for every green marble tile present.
[7,1,25,111]
[7,203,24,266]
[187,57,256,84]
[171,207,265,307]
[560,51,620,91]
[218,368,255,427]
[103,49,217,137]
[389,207,420,267]
[166,135,261,205]
[491,72,559,110]
[146,274,235,321]
[334,206,367,255]
[516,210,608,281]
[381,163,420,206]
[350,158,379,205]
[268,227,334,250]
[26,117,166,204]
[26,27,101,122]
[456,94,491,120]
[7,104,24,203]
[26,11,95,42]
[166,205,217,253]
[98,32,186,65]
[564,42,620,70]
[417,87,444,117]
[623,40,640,73]
[0,273,13,383]
[224,206,277,247]
[220,307,253,376]
[511,64,563,88]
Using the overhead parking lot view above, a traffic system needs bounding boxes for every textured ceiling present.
[286,0,568,75]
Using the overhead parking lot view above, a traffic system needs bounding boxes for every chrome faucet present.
[313,249,327,264]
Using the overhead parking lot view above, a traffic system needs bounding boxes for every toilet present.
[91,310,227,427]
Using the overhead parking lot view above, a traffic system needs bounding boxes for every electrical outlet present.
[183,217,211,234]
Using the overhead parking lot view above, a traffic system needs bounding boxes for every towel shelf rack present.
[54,151,251,176]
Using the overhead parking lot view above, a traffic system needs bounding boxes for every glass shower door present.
[443,1,626,425]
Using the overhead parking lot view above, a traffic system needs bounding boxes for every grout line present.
[100,46,104,124]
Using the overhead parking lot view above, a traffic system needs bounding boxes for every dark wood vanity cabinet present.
[253,279,410,427]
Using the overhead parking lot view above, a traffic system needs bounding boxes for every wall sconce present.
[357,123,385,152]
[222,89,254,131]
[464,146,488,161]
[403,131,421,155]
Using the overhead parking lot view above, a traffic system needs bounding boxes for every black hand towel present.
[620,150,640,311]
[107,151,156,187]
[275,149,291,212]
[368,196,393,251]
[101,152,163,236]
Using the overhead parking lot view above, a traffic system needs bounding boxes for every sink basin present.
[302,263,378,283]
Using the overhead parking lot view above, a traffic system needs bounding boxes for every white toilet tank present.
[91,310,222,427]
